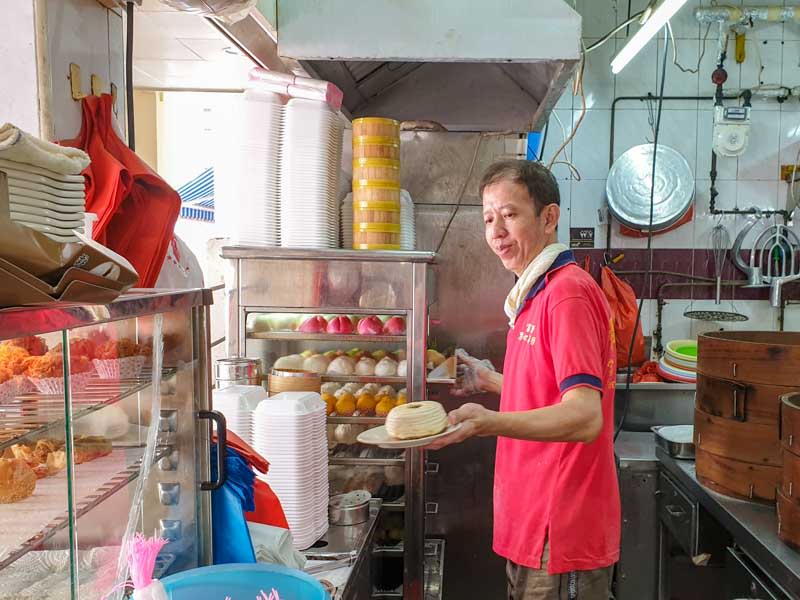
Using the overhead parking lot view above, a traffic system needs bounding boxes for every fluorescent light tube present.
[611,0,689,74]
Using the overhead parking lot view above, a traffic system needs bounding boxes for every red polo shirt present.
[493,251,620,574]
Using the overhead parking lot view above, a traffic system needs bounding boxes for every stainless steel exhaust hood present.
[274,0,582,132]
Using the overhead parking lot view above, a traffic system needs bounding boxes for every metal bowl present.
[606,144,694,231]
[329,490,371,526]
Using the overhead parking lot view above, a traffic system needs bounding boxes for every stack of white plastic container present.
[231,89,283,246]
[252,391,329,549]
[400,189,416,250]
[211,385,267,445]
[280,98,344,249]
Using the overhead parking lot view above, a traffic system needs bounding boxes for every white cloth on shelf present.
[0,123,89,175]
[504,243,568,327]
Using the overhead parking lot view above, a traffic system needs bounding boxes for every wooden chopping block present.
[697,331,800,387]
[696,447,781,503]
[696,375,798,425]
[777,486,800,550]
[694,408,781,466]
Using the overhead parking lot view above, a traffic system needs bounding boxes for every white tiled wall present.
[548,0,800,342]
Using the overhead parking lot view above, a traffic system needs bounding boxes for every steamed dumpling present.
[303,354,331,375]
[397,359,407,378]
[321,382,342,395]
[327,356,356,375]
[360,383,380,395]
[377,385,397,399]
[343,382,362,394]
[273,354,304,370]
[355,357,377,376]
[375,357,398,377]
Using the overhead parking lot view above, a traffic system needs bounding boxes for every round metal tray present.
[606,144,694,231]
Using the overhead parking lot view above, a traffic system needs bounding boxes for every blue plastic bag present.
[210,445,256,564]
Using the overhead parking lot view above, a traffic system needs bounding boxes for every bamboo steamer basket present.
[694,408,781,466]
[352,186,401,204]
[697,331,800,386]
[781,392,800,454]
[777,486,800,549]
[695,447,781,503]
[352,158,400,183]
[353,222,401,249]
[268,368,321,395]
[353,117,400,138]
[696,375,796,425]
[781,448,800,502]
[353,200,401,225]
[353,135,401,160]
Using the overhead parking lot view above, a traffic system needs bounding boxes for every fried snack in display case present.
[0,289,217,600]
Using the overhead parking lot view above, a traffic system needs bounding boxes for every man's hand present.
[425,402,498,450]
[451,349,498,396]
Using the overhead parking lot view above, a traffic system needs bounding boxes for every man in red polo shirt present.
[428,160,620,599]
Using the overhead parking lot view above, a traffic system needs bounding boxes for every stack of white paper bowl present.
[252,391,329,549]
[340,192,353,249]
[0,158,85,243]
[400,189,416,250]
[280,98,343,249]
[212,384,267,445]
[232,89,283,247]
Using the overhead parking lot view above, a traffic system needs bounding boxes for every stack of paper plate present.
[658,339,697,383]
[0,158,85,243]
[232,89,283,247]
[400,189,416,251]
[252,392,329,549]
[280,98,343,249]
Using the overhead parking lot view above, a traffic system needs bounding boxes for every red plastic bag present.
[601,266,645,369]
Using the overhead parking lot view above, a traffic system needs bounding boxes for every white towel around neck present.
[504,243,569,327]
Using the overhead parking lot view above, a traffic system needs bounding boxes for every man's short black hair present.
[478,160,560,214]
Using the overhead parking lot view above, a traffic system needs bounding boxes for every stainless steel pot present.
[214,357,262,388]
[329,490,371,526]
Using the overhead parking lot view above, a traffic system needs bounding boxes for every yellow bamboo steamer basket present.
[354,199,401,225]
[353,117,400,138]
[353,222,401,249]
[352,158,400,183]
[268,368,321,394]
[352,185,401,204]
[353,135,401,160]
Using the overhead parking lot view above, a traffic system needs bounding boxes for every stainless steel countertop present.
[304,499,382,599]
[658,448,800,597]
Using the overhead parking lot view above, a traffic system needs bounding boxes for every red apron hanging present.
[61,94,180,287]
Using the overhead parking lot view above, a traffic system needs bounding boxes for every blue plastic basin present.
[160,563,328,600]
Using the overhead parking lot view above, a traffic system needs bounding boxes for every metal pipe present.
[696,6,800,26]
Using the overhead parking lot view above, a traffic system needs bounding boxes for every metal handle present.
[665,504,686,518]
[199,410,227,491]
[732,362,738,377]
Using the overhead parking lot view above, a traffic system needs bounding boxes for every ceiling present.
[132,0,255,90]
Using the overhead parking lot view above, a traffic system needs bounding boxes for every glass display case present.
[222,247,447,600]
[0,289,216,600]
